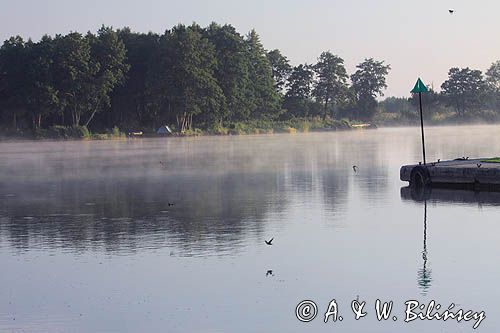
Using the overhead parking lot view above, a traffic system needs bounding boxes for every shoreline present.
[4,121,500,142]
[0,126,356,142]
[0,118,355,142]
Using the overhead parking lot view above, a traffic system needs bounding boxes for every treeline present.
[0,23,391,134]
[378,65,500,124]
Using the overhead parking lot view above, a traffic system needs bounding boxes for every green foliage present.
[35,125,90,139]
[5,22,500,135]
[267,49,291,93]
[109,28,160,130]
[224,117,351,135]
[481,157,500,163]
[203,23,252,123]
[350,58,391,120]
[1,23,389,136]
[84,26,129,127]
[0,36,29,129]
[146,24,225,132]
[312,52,349,120]
[245,30,281,120]
[283,64,318,118]
[207,123,229,135]
[441,67,487,117]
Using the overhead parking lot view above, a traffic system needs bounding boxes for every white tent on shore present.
[156,125,173,135]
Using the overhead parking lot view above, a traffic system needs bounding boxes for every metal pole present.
[419,92,426,165]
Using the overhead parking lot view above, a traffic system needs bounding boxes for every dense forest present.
[0,23,390,137]
[1,23,500,138]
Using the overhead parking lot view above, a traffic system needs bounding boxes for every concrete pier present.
[400,158,500,189]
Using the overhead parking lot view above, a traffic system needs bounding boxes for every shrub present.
[208,123,229,135]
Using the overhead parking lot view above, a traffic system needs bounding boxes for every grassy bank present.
[373,108,500,127]
[205,118,352,136]
[0,125,127,141]
[0,117,353,141]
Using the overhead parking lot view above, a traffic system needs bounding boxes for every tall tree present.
[350,58,390,120]
[312,51,349,120]
[24,36,58,129]
[204,23,252,124]
[267,49,291,93]
[485,61,500,111]
[52,32,96,127]
[245,30,281,120]
[0,36,28,129]
[110,29,159,129]
[486,60,500,91]
[147,24,225,132]
[441,67,487,117]
[84,26,129,127]
[283,64,314,117]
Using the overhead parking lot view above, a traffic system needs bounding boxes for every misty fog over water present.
[1,125,500,332]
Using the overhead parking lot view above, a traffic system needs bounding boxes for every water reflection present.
[401,184,500,295]
[0,172,290,255]
[401,185,500,207]
[417,201,432,295]
[2,127,500,332]
[0,154,351,256]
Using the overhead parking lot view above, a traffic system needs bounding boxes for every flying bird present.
[266,270,273,277]
[265,237,274,246]
[352,165,358,173]
[449,9,454,14]
[477,163,482,168]
[168,202,175,206]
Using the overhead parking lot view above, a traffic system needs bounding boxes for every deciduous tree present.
[350,58,390,120]
[312,51,349,120]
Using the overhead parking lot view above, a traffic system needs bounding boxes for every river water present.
[1,125,500,332]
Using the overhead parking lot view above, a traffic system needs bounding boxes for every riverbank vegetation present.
[376,65,500,126]
[2,23,500,139]
[0,23,387,138]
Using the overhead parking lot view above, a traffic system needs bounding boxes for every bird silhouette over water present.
[265,237,274,246]
[437,159,441,163]
[477,163,482,168]
[168,202,175,206]
[352,165,358,173]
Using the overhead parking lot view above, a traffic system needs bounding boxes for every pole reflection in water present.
[417,200,432,295]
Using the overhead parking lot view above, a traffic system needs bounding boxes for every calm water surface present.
[1,125,500,332]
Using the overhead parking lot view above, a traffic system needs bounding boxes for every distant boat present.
[128,131,143,137]
[352,123,377,130]
[156,125,173,135]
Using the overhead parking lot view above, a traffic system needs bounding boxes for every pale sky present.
[1,0,498,97]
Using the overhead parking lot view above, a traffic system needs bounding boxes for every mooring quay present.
[400,158,500,189]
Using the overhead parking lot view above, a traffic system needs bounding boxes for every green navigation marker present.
[412,78,428,165]
[411,78,428,94]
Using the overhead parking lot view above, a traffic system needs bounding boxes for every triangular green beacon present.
[411,78,428,93]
